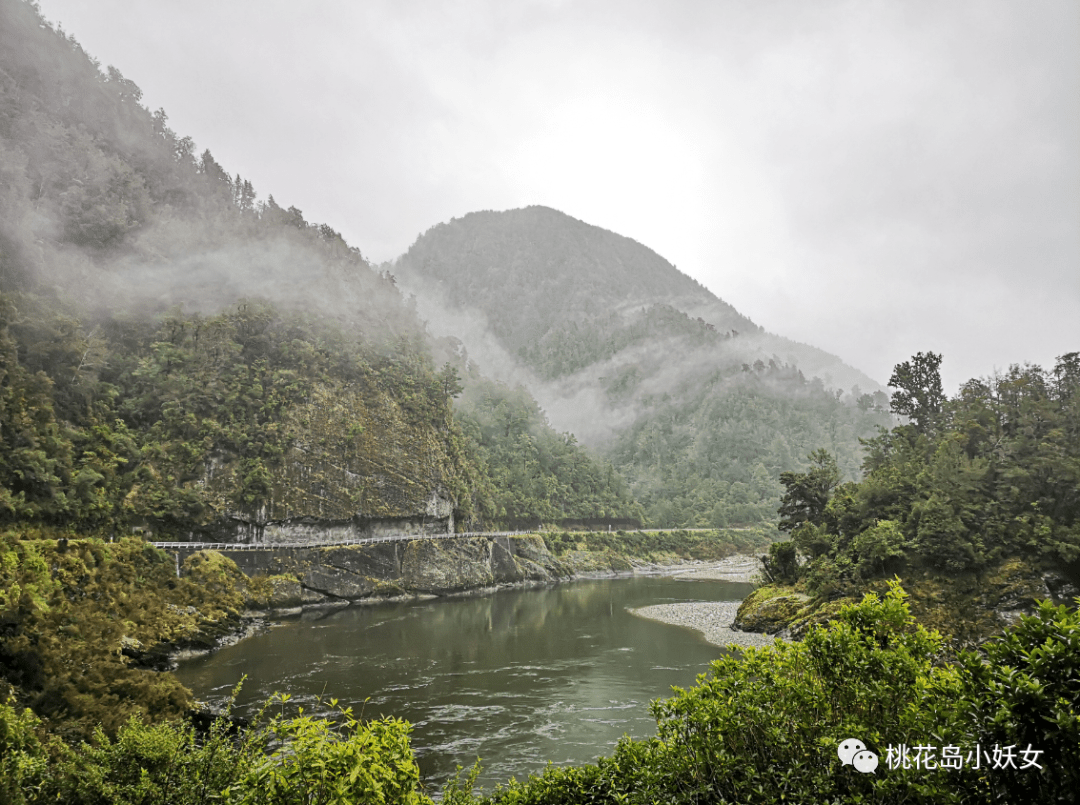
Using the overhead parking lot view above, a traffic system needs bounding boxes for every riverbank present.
[630,555,786,649]
[187,529,777,610]
[631,601,785,649]
[666,553,762,583]
[165,547,773,671]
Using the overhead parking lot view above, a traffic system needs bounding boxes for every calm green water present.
[173,575,753,793]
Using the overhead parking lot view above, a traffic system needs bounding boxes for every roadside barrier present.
[150,530,530,551]
[150,527,723,552]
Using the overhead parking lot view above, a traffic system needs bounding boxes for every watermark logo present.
[838,739,879,774]
[885,743,1043,771]
[840,739,1044,774]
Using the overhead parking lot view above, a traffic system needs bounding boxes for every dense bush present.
[775,353,1080,597]
[0,535,247,737]
[540,527,776,562]
[1,689,432,805]
[467,583,1078,804]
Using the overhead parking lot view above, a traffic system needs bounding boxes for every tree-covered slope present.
[397,206,752,363]
[0,0,639,535]
[395,206,892,527]
[395,206,881,393]
[453,374,643,528]
[609,366,891,527]
[748,352,1080,642]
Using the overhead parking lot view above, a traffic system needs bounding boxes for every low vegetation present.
[0,532,257,739]
[3,583,1076,804]
[542,527,776,564]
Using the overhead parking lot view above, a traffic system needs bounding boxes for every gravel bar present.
[667,554,764,583]
[631,555,787,649]
[631,601,789,649]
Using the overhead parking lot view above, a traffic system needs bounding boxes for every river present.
[173,573,754,794]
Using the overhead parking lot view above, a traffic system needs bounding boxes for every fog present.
[34,0,1080,391]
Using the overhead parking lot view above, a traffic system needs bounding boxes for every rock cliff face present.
[218,536,578,608]
[192,378,464,543]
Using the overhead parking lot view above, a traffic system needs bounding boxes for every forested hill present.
[394,207,893,527]
[0,0,638,536]
[744,351,1080,643]
[395,206,881,394]
[396,206,754,363]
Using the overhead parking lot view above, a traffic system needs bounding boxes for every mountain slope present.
[0,0,637,536]
[395,206,893,527]
[397,206,881,394]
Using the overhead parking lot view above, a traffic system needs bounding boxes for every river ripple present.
[173,574,754,793]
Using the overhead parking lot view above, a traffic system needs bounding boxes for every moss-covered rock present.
[241,574,304,609]
[733,586,813,634]
[400,538,496,593]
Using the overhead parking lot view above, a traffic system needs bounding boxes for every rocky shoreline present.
[665,554,762,584]
[628,554,788,650]
[159,547,771,668]
[631,600,787,649]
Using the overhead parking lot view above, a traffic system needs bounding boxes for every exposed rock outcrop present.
[207,536,573,606]
[733,588,815,636]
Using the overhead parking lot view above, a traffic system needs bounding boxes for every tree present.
[959,599,1080,803]
[888,351,945,434]
[762,539,798,582]
[777,449,841,533]
[199,149,230,185]
[437,362,464,402]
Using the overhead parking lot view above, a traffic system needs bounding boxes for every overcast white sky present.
[39,0,1079,391]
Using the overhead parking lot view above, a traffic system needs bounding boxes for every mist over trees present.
[395,207,893,528]
[1,4,1077,803]
[453,374,643,528]
[0,0,640,535]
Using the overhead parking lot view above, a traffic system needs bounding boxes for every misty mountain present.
[398,208,879,379]
[395,207,893,527]
[0,0,636,535]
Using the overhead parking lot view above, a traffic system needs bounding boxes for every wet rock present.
[300,586,335,605]
[733,588,811,634]
[1042,570,1080,604]
[490,538,527,582]
[401,538,495,593]
[301,565,385,600]
[317,543,403,581]
[510,536,571,578]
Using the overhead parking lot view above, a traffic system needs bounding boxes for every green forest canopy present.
[769,351,1080,596]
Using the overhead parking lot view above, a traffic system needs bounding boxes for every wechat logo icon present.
[838,738,879,774]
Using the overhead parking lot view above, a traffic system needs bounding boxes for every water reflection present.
[174,575,753,791]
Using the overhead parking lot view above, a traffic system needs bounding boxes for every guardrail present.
[151,530,529,551]
[149,527,734,552]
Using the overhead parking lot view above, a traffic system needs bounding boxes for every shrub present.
[476,583,1078,804]
[1,689,433,805]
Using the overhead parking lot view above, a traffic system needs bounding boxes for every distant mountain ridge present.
[400,206,754,347]
[398,206,880,392]
[395,206,892,528]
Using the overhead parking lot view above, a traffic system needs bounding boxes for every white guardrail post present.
[151,529,530,551]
